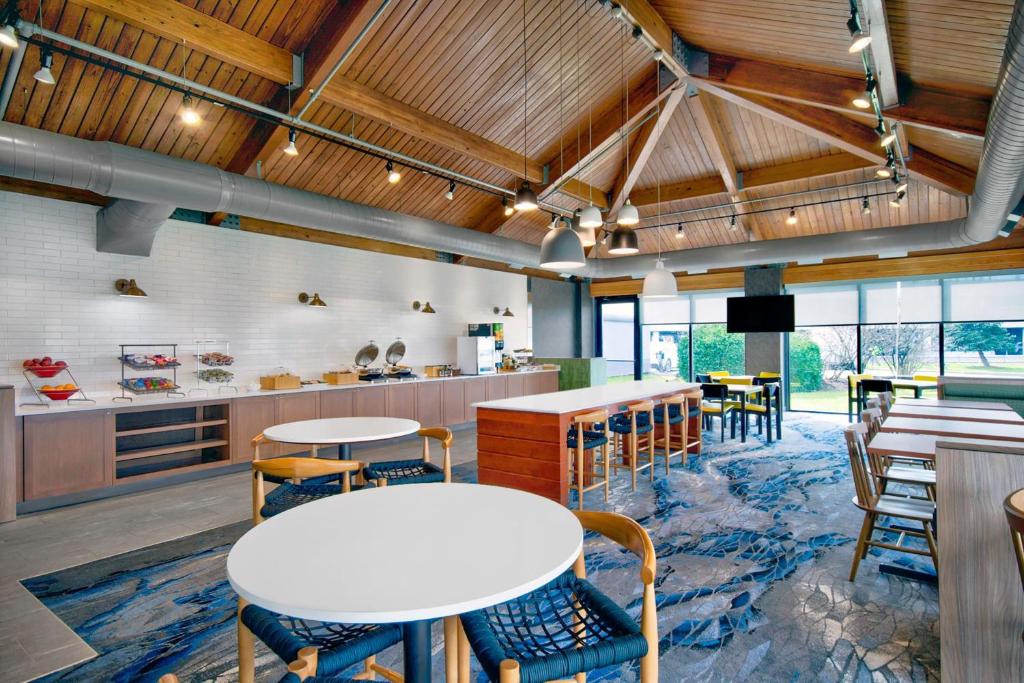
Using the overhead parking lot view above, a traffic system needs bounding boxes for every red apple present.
[22,360,32,368]
[56,360,67,367]
[31,358,40,365]
[41,356,52,366]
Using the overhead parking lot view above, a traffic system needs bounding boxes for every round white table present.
[227,483,583,682]
[263,416,420,459]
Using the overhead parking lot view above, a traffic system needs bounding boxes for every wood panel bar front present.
[475,381,702,505]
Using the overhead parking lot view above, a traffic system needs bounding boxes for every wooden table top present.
[898,397,1014,412]
[722,384,763,394]
[880,416,1024,442]
[886,404,1024,424]
[867,431,1015,460]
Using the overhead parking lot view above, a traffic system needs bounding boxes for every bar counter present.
[474,380,702,504]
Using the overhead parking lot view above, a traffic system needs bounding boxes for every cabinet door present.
[416,382,443,427]
[354,385,387,416]
[231,395,277,462]
[464,377,487,423]
[541,371,560,393]
[441,380,465,426]
[320,388,355,418]
[387,383,417,420]
[24,411,111,499]
[485,375,507,401]
[276,393,320,456]
[506,374,526,398]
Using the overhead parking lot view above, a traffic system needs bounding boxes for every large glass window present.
[788,285,859,412]
[691,294,745,376]
[641,298,690,379]
[598,299,638,382]
[861,280,941,393]
[944,321,1024,375]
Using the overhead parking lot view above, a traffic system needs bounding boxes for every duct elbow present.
[96,200,176,256]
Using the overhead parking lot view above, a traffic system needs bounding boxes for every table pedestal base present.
[403,620,432,683]
[339,443,352,460]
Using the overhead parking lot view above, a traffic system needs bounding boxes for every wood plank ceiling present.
[0,0,1013,262]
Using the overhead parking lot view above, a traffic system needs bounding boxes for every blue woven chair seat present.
[566,429,608,450]
[362,459,445,485]
[279,675,361,683]
[652,405,685,425]
[241,605,402,677]
[260,481,345,519]
[460,571,648,683]
[608,413,653,435]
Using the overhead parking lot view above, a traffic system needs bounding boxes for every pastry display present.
[199,351,234,366]
[197,368,234,383]
[119,377,179,394]
[120,353,180,369]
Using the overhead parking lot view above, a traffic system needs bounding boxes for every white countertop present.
[474,379,700,415]
[14,368,558,417]
[227,483,583,623]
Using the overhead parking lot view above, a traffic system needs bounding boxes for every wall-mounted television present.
[726,295,795,333]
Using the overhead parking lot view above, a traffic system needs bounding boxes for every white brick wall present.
[0,191,529,398]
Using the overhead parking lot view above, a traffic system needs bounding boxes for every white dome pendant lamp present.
[642,259,677,298]
[540,216,586,270]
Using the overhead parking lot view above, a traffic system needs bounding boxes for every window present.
[787,285,859,412]
[944,321,1024,375]
[641,297,689,379]
[598,299,638,382]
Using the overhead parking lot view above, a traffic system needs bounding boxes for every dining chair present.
[1003,488,1024,642]
[855,416,935,499]
[237,597,404,683]
[755,376,783,432]
[843,424,938,582]
[744,382,781,443]
[608,400,656,490]
[758,371,782,379]
[457,510,658,683]
[700,383,736,442]
[652,394,700,470]
[568,409,610,510]
[695,373,712,384]
[362,427,453,487]
[847,373,873,422]
[253,433,342,486]
[251,453,363,525]
[160,651,370,683]
[913,373,938,383]
[860,379,895,409]
[707,370,730,381]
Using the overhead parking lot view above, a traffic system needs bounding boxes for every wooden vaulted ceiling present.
[0,0,1013,263]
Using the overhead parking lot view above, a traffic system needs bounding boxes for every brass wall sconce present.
[115,278,147,297]
[298,292,327,307]
[493,306,514,317]
[412,300,436,314]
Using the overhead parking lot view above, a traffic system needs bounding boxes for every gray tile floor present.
[0,429,478,683]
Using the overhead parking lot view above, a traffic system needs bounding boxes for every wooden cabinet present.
[525,371,558,396]
[464,377,487,424]
[276,393,319,455]
[354,385,387,416]
[441,380,465,426]
[320,388,355,418]
[506,373,525,398]
[387,383,417,420]
[231,395,277,462]
[24,411,112,499]
[416,381,442,427]
[485,375,507,401]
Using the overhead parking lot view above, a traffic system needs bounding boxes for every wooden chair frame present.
[570,409,610,510]
[610,401,655,491]
[653,395,698,472]
[370,426,453,488]
[1003,489,1024,636]
[700,384,736,443]
[855,415,935,500]
[486,511,658,683]
[844,425,938,582]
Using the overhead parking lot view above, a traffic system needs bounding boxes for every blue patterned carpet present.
[22,414,939,682]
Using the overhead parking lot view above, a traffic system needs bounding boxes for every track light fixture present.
[282,128,299,156]
[729,214,738,232]
[675,223,685,239]
[652,49,664,62]
[846,4,872,53]
[786,208,798,226]
[386,160,401,184]
[875,167,892,179]
[34,48,55,85]
[179,94,201,126]
[445,180,456,201]
[852,75,875,109]
[501,197,514,216]
[861,196,871,215]
[890,191,905,208]
[893,175,908,194]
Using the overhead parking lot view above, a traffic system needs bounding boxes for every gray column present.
[743,266,784,374]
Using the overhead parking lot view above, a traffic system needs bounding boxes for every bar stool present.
[1004,488,1024,641]
[609,400,655,490]
[652,394,698,471]
[568,409,610,510]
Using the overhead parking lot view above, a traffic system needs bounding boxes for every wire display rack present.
[116,343,186,402]
[190,339,238,396]
[20,364,95,408]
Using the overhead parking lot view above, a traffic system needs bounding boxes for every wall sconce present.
[412,300,436,314]
[115,278,147,297]
[298,292,327,307]
[493,306,514,317]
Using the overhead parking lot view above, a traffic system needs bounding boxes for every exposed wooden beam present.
[226,0,386,175]
[608,88,685,215]
[616,0,687,78]
[696,83,976,196]
[862,0,899,109]
[73,0,544,182]
[238,217,439,262]
[698,54,988,140]
[631,175,726,207]
[0,176,107,206]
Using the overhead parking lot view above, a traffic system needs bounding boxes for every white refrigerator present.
[457,336,497,375]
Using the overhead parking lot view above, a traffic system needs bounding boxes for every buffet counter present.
[5,369,558,516]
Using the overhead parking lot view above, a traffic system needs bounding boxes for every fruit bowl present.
[40,387,78,400]
[28,365,64,378]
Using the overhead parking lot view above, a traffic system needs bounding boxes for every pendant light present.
[0,19,17,49]
[571,209,596,247]
[34,49,55,85]
[861,196,871,215]
[614,19,638,229]
[386,160,401,184]
[514,0,537,212]
[502,196,514,216]
[607,225,639,254]
[642,259,677,298]
[617,199,640,226]
[540,216,586,269]
[179,94,201,126]
[577,5,602,231]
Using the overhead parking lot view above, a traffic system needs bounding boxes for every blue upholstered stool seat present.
[362,459,445,485]
[261,482,347,519]
[460,571,648,683]
[279,674,361,683]
[566,429,608,450]
[652,404,701,424]
[608,413,653,435]
[241,604,402,677]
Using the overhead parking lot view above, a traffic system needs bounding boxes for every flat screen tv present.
[726,295,795,333]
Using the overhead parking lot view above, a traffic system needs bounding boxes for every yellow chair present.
[707,371,730,381]
[847,373,873,422]
[913,374,938,382]
[759,371,782,379]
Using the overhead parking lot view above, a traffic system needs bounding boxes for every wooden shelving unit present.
[113,402,230,481]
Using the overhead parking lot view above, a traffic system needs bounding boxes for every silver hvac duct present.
[0,0,1021,273]
[96,199,176,256]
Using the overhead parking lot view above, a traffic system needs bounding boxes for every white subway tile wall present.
[0,191,528,399]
